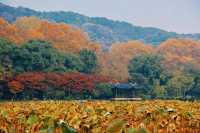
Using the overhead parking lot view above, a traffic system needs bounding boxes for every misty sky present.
[1,0,200,33]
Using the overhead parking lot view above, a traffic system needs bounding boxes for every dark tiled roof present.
[113,83,138,90]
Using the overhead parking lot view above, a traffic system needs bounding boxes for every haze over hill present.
[3,0,200,33]
[0,2,200,48]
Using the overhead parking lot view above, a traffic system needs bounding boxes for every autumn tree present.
[157,39,200,72]
[6,72,115,100]
[0,17,102,54]
[2,16,200,85]
[98,41,154,80]
[7,80,24,95]
[0,18,23,43]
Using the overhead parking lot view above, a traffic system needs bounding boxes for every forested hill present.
[0,2,200,47]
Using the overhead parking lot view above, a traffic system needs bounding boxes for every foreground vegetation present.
[0,100,200,133]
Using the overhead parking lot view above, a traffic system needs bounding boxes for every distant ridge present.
[0,2,200,48]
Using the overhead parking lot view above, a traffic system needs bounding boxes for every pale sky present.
[1,0,200,33]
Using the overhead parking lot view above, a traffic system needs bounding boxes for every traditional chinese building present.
[112,83,141,98]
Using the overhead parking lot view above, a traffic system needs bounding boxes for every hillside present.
[0,2,200,48]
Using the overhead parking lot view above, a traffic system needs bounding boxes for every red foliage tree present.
[13,72,48,92]
[7,80,24,94]
[7,72,116,95]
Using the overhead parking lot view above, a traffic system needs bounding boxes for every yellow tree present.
[99,41,154,80]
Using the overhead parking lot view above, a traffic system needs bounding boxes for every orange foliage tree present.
[0,17,102,54]
[1,17,200,81]
[157,39,200,72]
[7,80,24,94]
[98,41,154,80]
[0,18,23,43]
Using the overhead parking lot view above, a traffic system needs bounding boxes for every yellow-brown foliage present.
[0,17,102,54]
[99,41,154,80]
[157,39,200,71]
[0,101,200,133]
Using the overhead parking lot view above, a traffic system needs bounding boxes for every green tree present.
[0,65,3,80]
[0,38,16,65]
[79,49,97,73]
[189,75,200,98]
[152,80,167,99]
[0,38,86,74]
[185,67,200,98]
[11,40,64,72]
[0,38,15,77]
[64,54,84,72]
[128,53,166,95]
[94,83,113,99]
[166,71,194,98]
